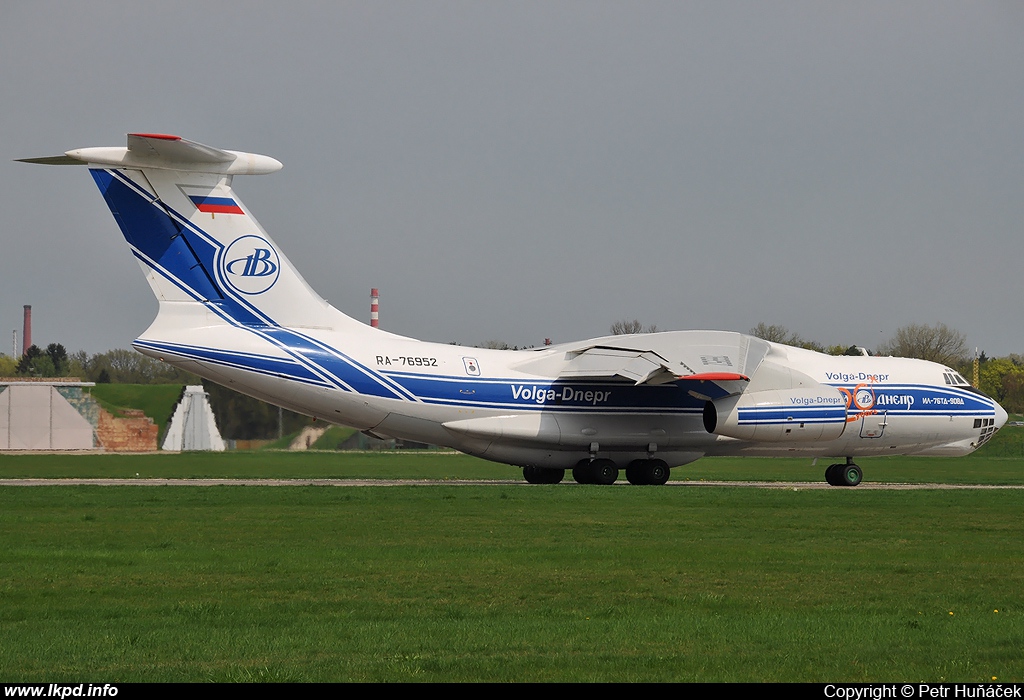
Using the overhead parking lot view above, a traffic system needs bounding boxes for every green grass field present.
[1,432,1021,682]
[1,484,1022,682]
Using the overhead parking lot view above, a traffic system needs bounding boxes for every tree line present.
[0,344,197,384]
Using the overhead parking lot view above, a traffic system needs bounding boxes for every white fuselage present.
[135,310,1007,470]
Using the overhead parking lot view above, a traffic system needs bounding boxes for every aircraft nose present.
[994,402,1008,430]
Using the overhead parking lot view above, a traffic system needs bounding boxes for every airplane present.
[19,133,1008,486]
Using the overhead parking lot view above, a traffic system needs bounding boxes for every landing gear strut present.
[825,458,862,487]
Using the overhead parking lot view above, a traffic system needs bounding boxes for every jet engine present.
[703,386,848,442]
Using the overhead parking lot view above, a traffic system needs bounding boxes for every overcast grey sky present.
[2,2,1022,356]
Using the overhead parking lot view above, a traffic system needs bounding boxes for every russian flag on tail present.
[189,194,244,215]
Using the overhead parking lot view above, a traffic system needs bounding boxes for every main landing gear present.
[522,458,672,485]
[573,458,619,485]
[523,458,670,486]
[824,458,863,487]
[522,466,565,484]
[625,459,670,486]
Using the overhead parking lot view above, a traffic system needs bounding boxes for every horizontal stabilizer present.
[15,155,85,166]
[126,133,231,163]
[16,133,282,175]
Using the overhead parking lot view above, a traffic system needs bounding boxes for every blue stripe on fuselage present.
[737,406,848,424]
[825,383,996,416]
[384,373,706,412]
[134,339,331,387]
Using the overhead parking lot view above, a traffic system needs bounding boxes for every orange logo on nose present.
[838,382,877,422]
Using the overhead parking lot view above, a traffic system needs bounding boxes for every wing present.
[558,346,680,385]
[520,331,770,399]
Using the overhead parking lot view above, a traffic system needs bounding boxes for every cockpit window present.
[942,371,970,386]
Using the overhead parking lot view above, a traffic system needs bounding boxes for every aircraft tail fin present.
[21,134,365,333]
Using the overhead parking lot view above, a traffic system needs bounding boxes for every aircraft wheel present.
[646,459,670,486]
[544,468,565,484]
[840,463,863,487]
[525,466,565,484]
[590,459,619,485]
[824,464,842,486]
[573,460,595,484]
[626,460,648,485]
[626,459,671,485]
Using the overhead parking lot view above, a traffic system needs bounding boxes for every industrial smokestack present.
[370,288,379,328]
[22,305,31,355]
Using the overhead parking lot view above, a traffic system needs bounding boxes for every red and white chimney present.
[370,288,379,328]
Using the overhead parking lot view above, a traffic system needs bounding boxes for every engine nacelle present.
[703,387,848,442]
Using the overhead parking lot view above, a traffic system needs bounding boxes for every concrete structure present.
[0,380,94,449]
[0,378,160,452]
[162,385,225,451]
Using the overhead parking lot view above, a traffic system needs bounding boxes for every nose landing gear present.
[825,459,862,487]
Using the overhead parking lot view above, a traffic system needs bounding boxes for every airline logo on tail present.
[221,235,280,295]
